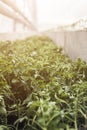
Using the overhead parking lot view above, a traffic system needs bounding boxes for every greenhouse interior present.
[0,0,87,130]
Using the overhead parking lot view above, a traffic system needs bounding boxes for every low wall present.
[0,31,87,61]
[44,31,87,61]
[65,31,87,61]
[0,32,36,41]
[43,32,65,47]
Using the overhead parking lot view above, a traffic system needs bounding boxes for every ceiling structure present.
[0,0,37,32]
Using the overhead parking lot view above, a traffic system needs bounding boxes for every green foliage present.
[0,36,87,130]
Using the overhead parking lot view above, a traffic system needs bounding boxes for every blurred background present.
[0,0,87,32]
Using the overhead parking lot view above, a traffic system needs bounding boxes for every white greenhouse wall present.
[43,31,65,47]
[44,30,87,61]
[64,31,87,61]
[0,14,13,32]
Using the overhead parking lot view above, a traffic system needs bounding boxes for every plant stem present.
[74,97,78,130]
[75,115,78,130]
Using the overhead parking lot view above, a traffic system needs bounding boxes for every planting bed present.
[0,36,87,130]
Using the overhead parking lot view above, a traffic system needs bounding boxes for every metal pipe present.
[0,0,36,30]
[0,2,30,27]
